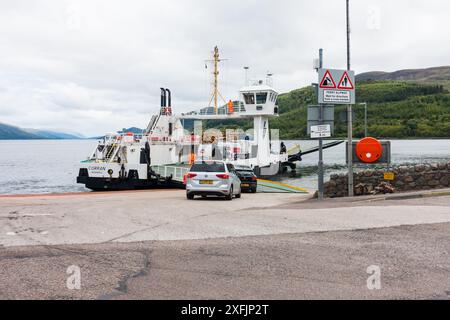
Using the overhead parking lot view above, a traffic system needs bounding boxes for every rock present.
[374,182,395,194]
[398,166,408,173]
[395,180,405,187]
[364,171,374,177]
[415,164,426,172]
[328,180,337,188]
[427,179,439,187]
[354,183,365,196]
[323,161,450,198]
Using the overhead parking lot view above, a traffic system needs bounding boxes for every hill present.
[120,127,144,134]
[356,66,450,82]
[0,123,41,139]
[0,122,84,140]
[89,127,145,139]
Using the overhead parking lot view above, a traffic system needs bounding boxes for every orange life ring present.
[355,137,383,163]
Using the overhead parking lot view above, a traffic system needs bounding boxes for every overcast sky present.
[0,0,449,136]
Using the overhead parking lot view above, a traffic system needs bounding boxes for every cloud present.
[0,0,448,136]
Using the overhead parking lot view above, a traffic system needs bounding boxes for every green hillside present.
[206,80,450,139]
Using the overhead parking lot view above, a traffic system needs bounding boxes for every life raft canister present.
[355,137,383,163]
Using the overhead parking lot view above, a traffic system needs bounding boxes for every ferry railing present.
[151,165,190,182]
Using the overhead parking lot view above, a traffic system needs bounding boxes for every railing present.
[151,165,190,182]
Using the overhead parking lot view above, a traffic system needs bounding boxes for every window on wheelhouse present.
[256,92,267,104]
[243,93,255,104]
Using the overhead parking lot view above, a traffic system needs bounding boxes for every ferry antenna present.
[205,46,228,114]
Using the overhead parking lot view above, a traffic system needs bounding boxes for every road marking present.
[22,214,54,217]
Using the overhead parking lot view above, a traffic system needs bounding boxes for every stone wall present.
[324,162,450,198]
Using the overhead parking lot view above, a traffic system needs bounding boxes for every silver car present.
[186,161,242,200]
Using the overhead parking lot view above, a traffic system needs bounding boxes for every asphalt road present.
[0,190,449,299]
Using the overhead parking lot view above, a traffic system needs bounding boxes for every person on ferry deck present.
[280,142,287,154]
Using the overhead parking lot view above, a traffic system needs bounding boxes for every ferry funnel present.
[160,88,166,115]
[165,88,172,115]
[160,88,166,107]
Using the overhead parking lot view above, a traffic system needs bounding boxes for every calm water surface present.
[0,139,449,194]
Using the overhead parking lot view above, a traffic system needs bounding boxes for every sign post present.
[346,0,354,197]
[318,103,324,200]
[318,66,355,197]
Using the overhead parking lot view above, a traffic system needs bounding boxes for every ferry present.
[77,47,342,191]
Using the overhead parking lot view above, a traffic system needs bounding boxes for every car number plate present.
[200,180,213,185]
[241,183,250,187]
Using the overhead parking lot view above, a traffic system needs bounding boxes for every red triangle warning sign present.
[319,70,336,89]
[337,71,354,90]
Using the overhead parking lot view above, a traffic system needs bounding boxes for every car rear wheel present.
[236,191,241,199]
[187,193,194,200]
[226,187,233,200]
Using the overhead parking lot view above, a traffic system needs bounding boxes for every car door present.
[227,164,241,194]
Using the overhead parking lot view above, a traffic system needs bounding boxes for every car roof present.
[234,166,253,170]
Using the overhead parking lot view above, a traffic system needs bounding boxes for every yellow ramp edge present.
[257,179,309,193]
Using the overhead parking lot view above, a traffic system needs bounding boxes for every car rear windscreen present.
[190,162,226,172]
[237,170,254,176]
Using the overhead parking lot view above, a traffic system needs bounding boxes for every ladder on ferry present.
[104,142,119,162]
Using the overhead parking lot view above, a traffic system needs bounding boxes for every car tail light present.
[187,173,197,179]
[216,174,229,179]
[251,176,257,181]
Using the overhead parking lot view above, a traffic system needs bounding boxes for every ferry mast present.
[206,46,227,114]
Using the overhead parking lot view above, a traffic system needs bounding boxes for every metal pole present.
[364,102,367,137]
[318,105,324,200]
[244,67,249,86]
[364,102,368,137]
[346,0,354,197]
[318,49,324,200]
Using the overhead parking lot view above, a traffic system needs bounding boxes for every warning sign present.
[384,172,395,181]
[337,71,354,90]
[319,70,336,88]
[323,90,351,103]
[318,69,355,104]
